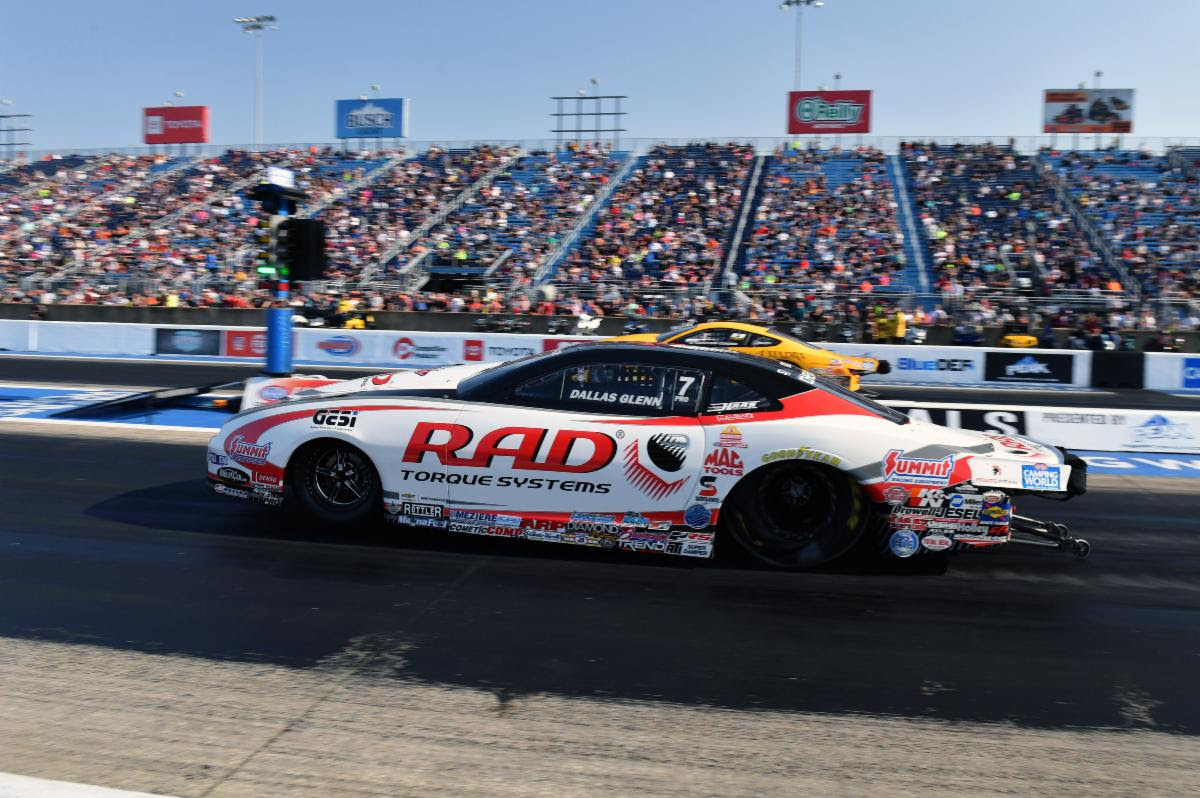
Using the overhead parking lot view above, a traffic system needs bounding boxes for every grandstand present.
[1,138,1197,328]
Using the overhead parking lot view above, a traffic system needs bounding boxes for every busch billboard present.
[335,98,409,138]
[787,90,871,134]
[143,106,210,145]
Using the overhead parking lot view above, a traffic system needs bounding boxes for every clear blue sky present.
[3,0,1197,150]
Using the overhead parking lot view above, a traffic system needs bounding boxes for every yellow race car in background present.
[610,321,890,392]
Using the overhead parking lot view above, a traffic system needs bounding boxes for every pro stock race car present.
[609,321,889,392]
[207,342,1089,569]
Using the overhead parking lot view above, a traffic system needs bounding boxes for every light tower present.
[233,15,278,148]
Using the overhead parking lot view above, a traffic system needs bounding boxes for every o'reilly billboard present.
[335,98,409,138]
[787,90,871,134]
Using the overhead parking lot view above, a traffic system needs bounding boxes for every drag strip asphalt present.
[2,354,1198,409]
[0,426,1197,735]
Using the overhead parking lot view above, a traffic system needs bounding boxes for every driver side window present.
[512,363,705,415]
[680,328,744,347]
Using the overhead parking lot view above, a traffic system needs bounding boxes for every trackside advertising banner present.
[294,329,544,366]
[787,90,871,135]
[335,98,409,138]
[1144,352,1200,391]
[1043,89,1134,134]
[885,400,1200,455]
[826,344,1092,388]
[143,106,210,145]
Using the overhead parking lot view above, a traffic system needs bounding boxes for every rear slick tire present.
[291,441,382,528]
[722,462,868,569]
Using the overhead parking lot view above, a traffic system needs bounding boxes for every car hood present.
[242,362,491,410]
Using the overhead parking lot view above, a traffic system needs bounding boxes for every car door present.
[444,360,706,532]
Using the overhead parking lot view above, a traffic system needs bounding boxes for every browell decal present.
[882,450,955,486]
[402,422,615,472]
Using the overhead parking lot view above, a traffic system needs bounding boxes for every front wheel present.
[721,462,869,569]
[291,441,382,527]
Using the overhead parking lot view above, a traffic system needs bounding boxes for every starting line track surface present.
[0,385,134,419]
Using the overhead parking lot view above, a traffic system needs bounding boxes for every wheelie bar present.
[1008,515,1091,558]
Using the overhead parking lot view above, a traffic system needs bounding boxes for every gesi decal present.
[882,449,955,486]
[313,409,358,428]
[403,422,615,473]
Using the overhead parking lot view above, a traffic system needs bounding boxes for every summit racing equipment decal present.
[624,440,689,500]
[882,450,955,487]
[229,435,271,465]
[403,422,615,473]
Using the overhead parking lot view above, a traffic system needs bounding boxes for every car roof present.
[546,340,780,368]
[670,320,772,335]
[458,340,809,398]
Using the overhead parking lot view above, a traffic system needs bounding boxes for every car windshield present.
[655,326,690,342]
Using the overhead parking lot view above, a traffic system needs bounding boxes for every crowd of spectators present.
[4,140,1200,326]
[423,143,623,280]
[325,145,515,281]
[734,145,903,294]
[903,142,1113,297]
[554,142,755,290]
[1046,149,1198,299]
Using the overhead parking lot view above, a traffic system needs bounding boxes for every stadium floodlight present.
[778,0,828,90]
[234,15,279,149]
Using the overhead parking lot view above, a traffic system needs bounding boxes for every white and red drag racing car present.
[207,343,1089,568]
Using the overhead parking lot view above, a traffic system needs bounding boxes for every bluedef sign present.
[335,98,409,138]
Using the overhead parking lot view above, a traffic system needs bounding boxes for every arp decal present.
[624,439,689,500]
